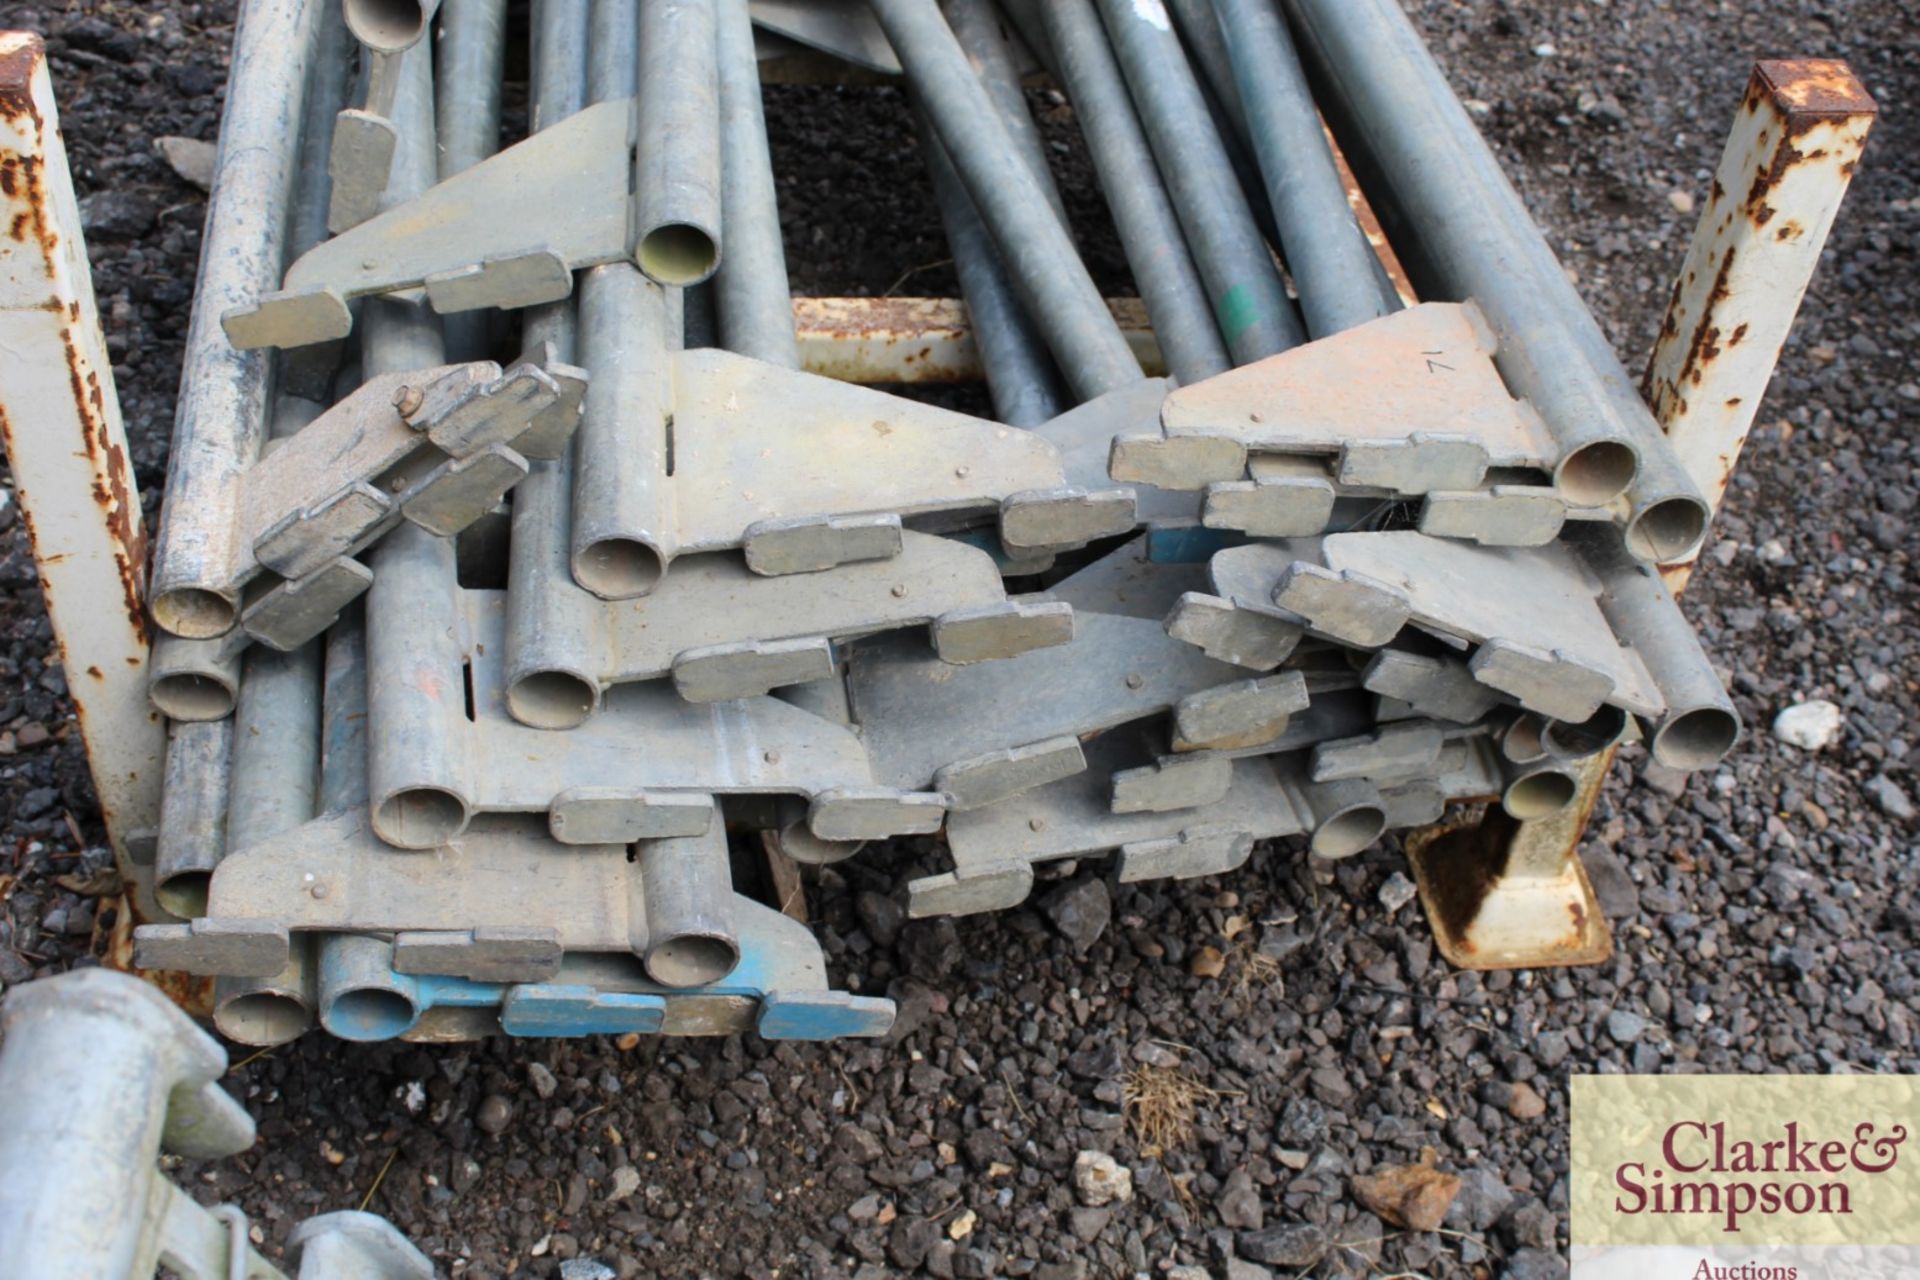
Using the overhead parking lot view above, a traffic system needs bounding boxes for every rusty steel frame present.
[0,34,167,914]
[1406,58,1874,970]
[0,26,1867,979]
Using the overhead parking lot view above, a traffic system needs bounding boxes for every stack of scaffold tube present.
[130,0,1741,1045]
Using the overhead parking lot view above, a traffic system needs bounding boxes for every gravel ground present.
[0,2,1916,1278]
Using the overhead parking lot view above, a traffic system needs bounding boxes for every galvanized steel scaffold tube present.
[0,0,1875,1059]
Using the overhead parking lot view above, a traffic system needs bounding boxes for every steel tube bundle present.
[149,0,326,638]
[634,0,723,285]
[316,35,443,1041]
[1282,0,1711,559]
[1042,0,1228,385]
[113,0,1845,1044]
[572,0,679,598]
[715,0,800,368]
[638,819,742,987]
[505,0,600,731]
[1092,0,1302,365]
[869,0,1142,400]
[1212,0,1394,337]
[916,113,1067,425]
[916,0,1070,422]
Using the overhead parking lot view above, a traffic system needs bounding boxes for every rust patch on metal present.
[0,151,56,277]
[0,32,45,125]
[1755,58,1878,118]
[46,324,150,643]
[1676,244,1738,389]
[1324,116,1417,306]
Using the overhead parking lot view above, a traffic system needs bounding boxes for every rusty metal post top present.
[1752,58,1878,118]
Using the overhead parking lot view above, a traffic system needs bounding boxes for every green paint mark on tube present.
[1218,283,1260,343]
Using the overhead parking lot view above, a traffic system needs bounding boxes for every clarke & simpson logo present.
[1612,1118,1908,1232]
[1570,1076,1920,1279]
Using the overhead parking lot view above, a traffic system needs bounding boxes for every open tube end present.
[1652,706,1740,773]
[636,223,720,287]
[506,669,599,730]
[1503,768,1578,820]
[321,986,421,1042]
[152,586,238,640]
[644,933,741,989]
[1500,712,1549,765]
[150,671,238,722]
[573,536,668,600]
[1625,495,1710,564]
[155,870,212,920]
[373,786,471,849]
[774,821,866,867]
[215,990,313,1047]
[1542,703,1628,759]
[1311,805,1387,859]
[1555,439,1638,507]
[345,0,432,53]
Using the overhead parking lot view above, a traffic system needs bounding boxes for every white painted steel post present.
[0,33,167,872]
[1406,58,1876,971]
[1645,59,1877,585]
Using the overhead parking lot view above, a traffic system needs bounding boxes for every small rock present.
[1189,944,1226,978]
[1607,1008,1648,1044]
[1226,1261,1276,1280]
[78,190,157,238]
[155,136,217,191]
[856,890,905,947]
[1639,761,1689,799]
[605,1166,641,1203]
[14,723,48,749]
[898,918,964,978]
[835,1122,885,1165]
[1501,1248,1568,1280]
[1215,1167,1265,1230]
[1581,843,1639,919]
[1667,189,1695,214]
[890,1218,939,1269]
[1167,1268,1210,1280]
[1864,776,1915,821]
[558,1261,616,1280]
[947,1208,976,1240]
[1072,1150,1133,1207]
[1067,1206,1110,1242]
[1377,871,1418,913]
[448,1154,482,1194]
[1132,1040,1180,1068]
[1772,700,1843,750]
[528,1061,559,1099]
[475,1095,513,1134]
[1447,1165,1515,1232]
[1237,1222,1325,1267]
[1507,1080,1547,1119]
[1044,877,1112,954]
[1504,1197,1559,1250]
[1351,1163,1461,1232]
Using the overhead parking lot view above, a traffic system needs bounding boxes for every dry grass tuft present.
[1123,1061,1219,1156]
[1231,941,1285,999]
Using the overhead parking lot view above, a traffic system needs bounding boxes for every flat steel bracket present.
[847,610,1303,806]
[509,530,1072,715]
[158,355,585,661]
[368,589,943,847]
[1203,534,1665,722]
